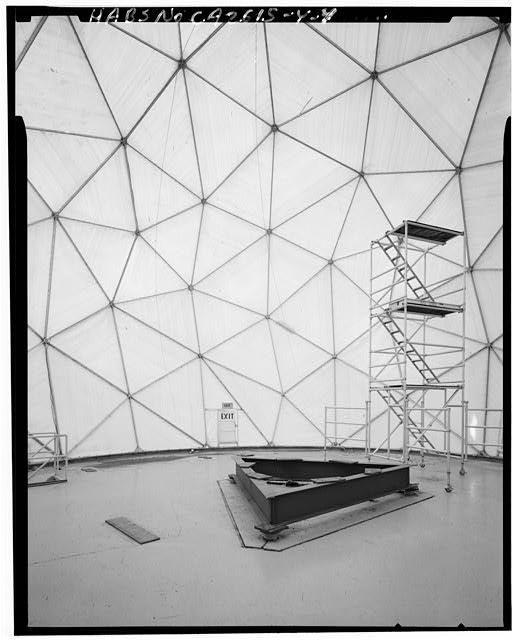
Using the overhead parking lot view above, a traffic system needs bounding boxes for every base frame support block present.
[254,522,289,541]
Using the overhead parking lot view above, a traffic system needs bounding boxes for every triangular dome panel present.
[286,360,335,436]
[275,178,358,259]
[208,136,273,228]
[270,321,330,392]
[142,206,202,284]
[62,147,136,230]
[281,80,372,170]
[115,309,196,392]
[417,175,464,231]
[335,359,368,409]
[16,16,119,137]
[271,267,333,353]
[265,23,370,124]
[115,236,186,302]
[188,23,273,122]
[51,307,127,390]
[186,71,270,195]
[127,148,200,229]
[474,229,502,269]
[268,235,327,312]
[206,361,279,444]
[117,290,198,352]
[333,179,389,258]
[363,82,453,172]
[129,72,202,196]
[195,237,268,314]
[134,359,205,446]
[193,291,262,352]
[377,17,496,71]
[47,224,108,336]
[27,130,118,213]
[332,265,370,353]
[60,219,134,299]
[73,19,177,136]
[193,205,264,282]
[312,23,379,71]
[48,347,128,453]
[271,133,356,227]
[115,23,181,59]
[207,321,281,390]
[132,401,199,452]
[273,398,324,447]
[381,31,498,165]
[463,34,510,167]
[366,172,454,227]
[70,400,137,458]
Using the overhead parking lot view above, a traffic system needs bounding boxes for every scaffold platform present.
[386,298,463,317]
[389,220,464,244]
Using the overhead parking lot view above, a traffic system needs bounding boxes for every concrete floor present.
[28,449,504,628]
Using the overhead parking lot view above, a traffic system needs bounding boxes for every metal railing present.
[28,433,68,486]
[323,404,370,461]
[460,405,503,474]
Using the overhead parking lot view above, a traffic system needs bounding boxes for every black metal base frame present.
[234,456,412,527]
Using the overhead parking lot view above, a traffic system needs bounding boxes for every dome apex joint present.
[121,137,128,146]
[265,314,270,320]
[267,228,273,235]
[135,228,141,236]
[370,71,379,80]
[178,58,187,69]
[271,124,279,133]
[455,166,462,175]
[198,353,203,359]
[188,284,194,291]
[200,198,207,205]
[327,258,334,266]
[109,300,115,308]
[332,354,337,360]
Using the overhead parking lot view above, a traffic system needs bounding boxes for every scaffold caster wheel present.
[459,468,466,476]
[445,485,453,493]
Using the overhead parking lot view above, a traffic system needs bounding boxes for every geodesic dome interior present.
[19,16,508,458]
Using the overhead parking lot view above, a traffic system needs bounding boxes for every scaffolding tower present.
[368,220,466,490]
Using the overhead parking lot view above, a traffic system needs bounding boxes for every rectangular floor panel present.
[105,517,160,544]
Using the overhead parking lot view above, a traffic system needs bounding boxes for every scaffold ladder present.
[376,314,440,383]
[376,235,433,300]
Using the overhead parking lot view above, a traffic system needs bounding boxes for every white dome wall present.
[19,17,508,458]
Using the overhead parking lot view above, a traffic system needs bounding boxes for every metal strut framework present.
[369,220,466,491]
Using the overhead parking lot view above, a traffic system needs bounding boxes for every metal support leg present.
[459,400,468,475]
[445,407,453,492]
